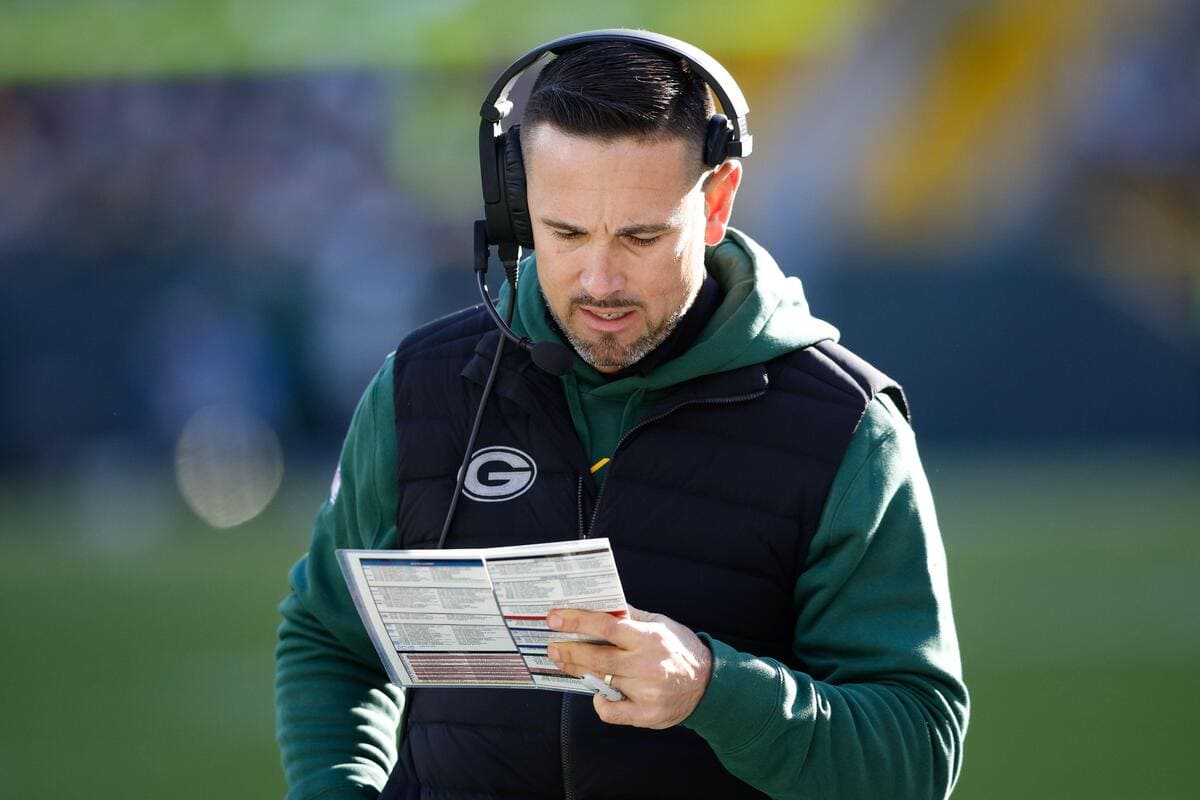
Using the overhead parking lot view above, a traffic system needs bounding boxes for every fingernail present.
[547,613,562,630]
[547,645,560,662]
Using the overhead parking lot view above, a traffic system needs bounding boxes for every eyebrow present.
[540,217,677,237]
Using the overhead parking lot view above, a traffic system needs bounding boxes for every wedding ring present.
[603,673,615,688]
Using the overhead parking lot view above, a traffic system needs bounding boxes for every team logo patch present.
[463,446,537,502]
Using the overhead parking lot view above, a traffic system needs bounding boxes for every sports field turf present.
[0,449,1195,798]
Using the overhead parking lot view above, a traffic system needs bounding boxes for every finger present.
[548,608,641,648]
[592,688,657,728]
[547,641,624,676]
[593,688,627,722]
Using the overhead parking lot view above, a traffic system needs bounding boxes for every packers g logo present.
[463,446,537,502]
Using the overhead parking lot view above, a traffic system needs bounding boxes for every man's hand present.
[546,605,712,729]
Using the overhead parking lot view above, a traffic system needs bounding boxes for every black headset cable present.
[436,269,517,549]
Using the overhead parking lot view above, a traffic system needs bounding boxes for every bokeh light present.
[174,404,284,529]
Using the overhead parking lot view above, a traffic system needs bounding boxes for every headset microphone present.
[473,221,574,377]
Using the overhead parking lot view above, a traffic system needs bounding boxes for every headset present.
[471,28,753,375]
[479,28,752,254]
[443,29,754,546]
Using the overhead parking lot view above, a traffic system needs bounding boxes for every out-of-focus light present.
[174,404,283,529]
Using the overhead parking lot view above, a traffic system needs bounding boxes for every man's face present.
[524,124,737,373]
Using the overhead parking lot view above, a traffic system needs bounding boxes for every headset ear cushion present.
[704,114,733,168]
[502,125,535,249]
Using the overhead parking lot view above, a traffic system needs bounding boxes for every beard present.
[544,290,692,372]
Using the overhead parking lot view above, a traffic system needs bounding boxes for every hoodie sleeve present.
[681,393,969,799]
[275,356,405,800]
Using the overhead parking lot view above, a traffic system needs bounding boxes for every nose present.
[578,246,626,300]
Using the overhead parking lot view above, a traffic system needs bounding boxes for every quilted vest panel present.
[380,305,906,800]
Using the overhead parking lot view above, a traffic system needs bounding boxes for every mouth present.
[577,306,639,333]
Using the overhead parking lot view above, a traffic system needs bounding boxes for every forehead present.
[523,124,699,202]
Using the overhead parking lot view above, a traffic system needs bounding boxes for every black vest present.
[380,305,907,800]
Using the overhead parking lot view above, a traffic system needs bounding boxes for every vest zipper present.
[561,476,584,800]
[561,389,763,800]
[576,476,585,539]
[585,390,766,537]
[560,694,574,800]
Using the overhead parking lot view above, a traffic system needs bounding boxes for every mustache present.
[569,294,646,310]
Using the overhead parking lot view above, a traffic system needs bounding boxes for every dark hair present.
[521,41,715,170]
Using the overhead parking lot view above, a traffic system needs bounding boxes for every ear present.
[702,160,743,246]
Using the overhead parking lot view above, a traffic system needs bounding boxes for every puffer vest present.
[380,304,907,800]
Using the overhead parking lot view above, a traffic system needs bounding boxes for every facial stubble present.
[544,289,695,372]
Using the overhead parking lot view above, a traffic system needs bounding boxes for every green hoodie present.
[503,228,839,480]
[275,229,968,799]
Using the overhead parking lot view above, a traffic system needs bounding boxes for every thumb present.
[624,603,659,623]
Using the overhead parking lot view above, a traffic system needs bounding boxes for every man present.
[276,34,968,800]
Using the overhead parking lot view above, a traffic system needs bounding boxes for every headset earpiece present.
[501,125,534,249]
[703,113,734,168]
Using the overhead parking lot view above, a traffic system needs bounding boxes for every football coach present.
[275,29,968,800]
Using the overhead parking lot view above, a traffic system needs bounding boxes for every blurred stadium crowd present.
[0,0,1196,495]
[0,4,1197,799]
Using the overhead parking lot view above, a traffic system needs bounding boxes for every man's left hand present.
[546,605,712,729]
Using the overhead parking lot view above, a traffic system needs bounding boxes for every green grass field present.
[1,449,1196,798]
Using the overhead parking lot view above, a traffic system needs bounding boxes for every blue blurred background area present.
[1,2,1197,798]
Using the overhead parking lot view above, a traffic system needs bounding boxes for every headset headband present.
[479,28,752,155]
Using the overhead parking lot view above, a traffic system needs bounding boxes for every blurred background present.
[1,1,1196,797]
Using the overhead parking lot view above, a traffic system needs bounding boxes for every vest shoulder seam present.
[770,347,870,405]
[393,305,491,360]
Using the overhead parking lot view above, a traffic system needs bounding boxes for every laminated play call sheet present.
[337,539,628,693]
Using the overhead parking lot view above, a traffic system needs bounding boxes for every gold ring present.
[603,673,615,688]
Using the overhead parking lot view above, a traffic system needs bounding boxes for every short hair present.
[521,40,715,171]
